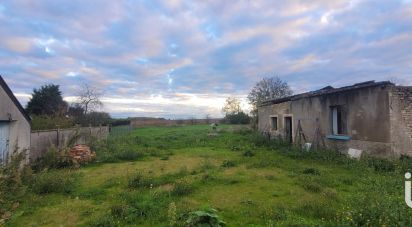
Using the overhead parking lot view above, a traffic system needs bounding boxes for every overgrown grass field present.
[4,125,412,226]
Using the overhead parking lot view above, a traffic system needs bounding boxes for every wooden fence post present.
[56,125,60,149]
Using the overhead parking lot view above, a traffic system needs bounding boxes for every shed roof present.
[260,80,393,107]
[0,75,31,123]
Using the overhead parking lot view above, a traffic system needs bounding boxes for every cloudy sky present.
[1,0,412,118]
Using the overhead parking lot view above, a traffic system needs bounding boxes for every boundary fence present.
[30,126,109,162]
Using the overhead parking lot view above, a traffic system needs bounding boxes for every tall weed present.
[28,170,78,194]
[0,151,28,220]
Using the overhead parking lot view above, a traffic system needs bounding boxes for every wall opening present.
[0,122,10,164]
[284,116,292,143]
[270,116,278,130]
[331,105,347,135]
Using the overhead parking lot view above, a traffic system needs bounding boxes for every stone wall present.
[258,85,395,157]
[390,86,412,156]
[258,101,291,137]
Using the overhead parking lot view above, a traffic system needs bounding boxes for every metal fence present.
[109,125,133,137]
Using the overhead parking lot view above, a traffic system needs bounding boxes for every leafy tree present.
[222,97,250,124]
[222,97,241,115]
[26,84,68,116]
[248,76,292,111]
[247,76,292,127]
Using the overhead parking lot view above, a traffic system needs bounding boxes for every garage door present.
[0,122,10,164]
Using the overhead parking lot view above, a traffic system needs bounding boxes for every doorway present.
[284,117,293,143]
[0,122,10,164]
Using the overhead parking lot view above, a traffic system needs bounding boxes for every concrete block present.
[348,148,363,159]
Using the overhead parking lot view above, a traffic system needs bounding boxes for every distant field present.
[6,125,412,226]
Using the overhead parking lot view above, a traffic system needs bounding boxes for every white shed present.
[0,76,31,164]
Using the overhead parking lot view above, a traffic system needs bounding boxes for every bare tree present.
[77,84,103,114]
[205,114,211,124]
[222,97,241,115]
[387,76,403,86]
[190,117,196,125]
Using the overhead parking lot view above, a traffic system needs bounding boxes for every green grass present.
[4,124,412,226]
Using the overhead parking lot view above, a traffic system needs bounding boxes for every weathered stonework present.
[258,81,412,158]
[389,86,412,156]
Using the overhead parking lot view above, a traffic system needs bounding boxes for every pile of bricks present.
[69,144,96,163]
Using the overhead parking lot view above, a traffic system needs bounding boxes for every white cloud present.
[2,0,411,118]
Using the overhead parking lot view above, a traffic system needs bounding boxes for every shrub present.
[147,148,162,157]
[31,115,74,130]
[224,178,240,185]
[92,138,145,163]
[110,204,129,218]
[76,187,107,201]
[160,156,169,161]
[365,157,395,172]
[223,112,250,124]
[31,146,75,171]
[247,159,279,169]
[200,172,218,184]
[74,111,111,127]
[265,175,276,180]
[230,146,241,151]
[336,193,412,226]
[115,150,143,161]
[29,170,77,194]
[89,215,117,227]
[186,208,226,227]
[340,177,354,185]
[0,151,26,192]
[232,127,253,135]
[221,160,236,168]
[0,151,28,219]
[110,118,131,127]
[128,172,153,189]
[249,133,272,147]
[200,159,215,172]
[168,202,177,227]
[322,188,338,201]
[243,150,255,157]
[295,200,336,220]
[120,192,170,221]
[32,130,82,171]
[171,180,194,196]
[302,182,322,193]
[399,155,412,173]
[302,168,321,175]
[260,206,288,223]
[156,168,189,185]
